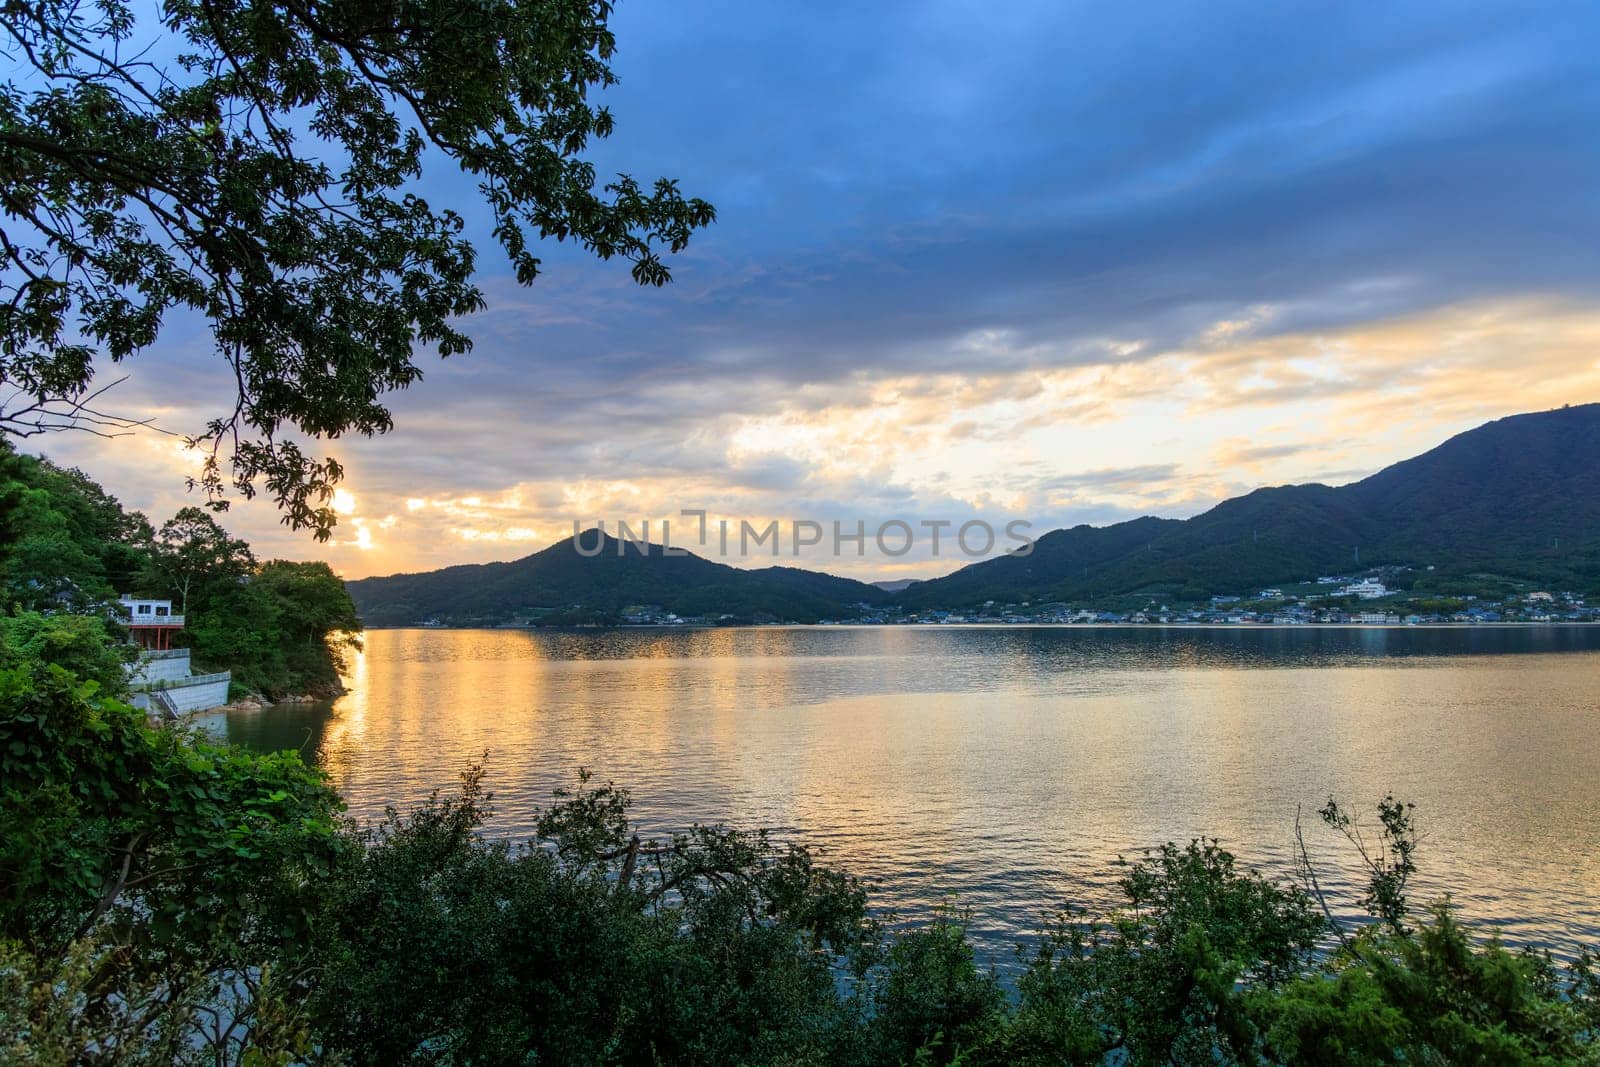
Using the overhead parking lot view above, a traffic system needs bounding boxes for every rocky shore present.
[217,687,343,713]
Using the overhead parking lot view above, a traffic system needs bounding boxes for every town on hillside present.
[590,569,1599,628]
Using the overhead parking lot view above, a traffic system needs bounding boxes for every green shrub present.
[2,631,1597,1064]
[0,611,130,695]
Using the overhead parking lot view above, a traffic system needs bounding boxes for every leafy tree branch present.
[1,0,714,537]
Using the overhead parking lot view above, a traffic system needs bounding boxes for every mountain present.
[1349,405,1600,565]
[900,403,1600,607]
[346,404,1600,624]
[346,531,890,626]
[870,579,922,593]
[892,515,1183,607]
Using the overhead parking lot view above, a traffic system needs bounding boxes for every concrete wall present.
[163,677,232,714]
[129,650,192,686]
[133,675,233,716]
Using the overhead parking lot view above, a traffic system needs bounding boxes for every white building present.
[118,596,230,717]
[1341,578,1388,600]
[118,596,185,648]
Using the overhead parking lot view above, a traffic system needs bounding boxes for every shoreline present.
[361,620,1600,632]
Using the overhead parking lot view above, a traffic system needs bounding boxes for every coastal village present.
[863,586,1598,627]
[611,572,1599,628]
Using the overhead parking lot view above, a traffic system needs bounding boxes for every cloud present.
[1210,441,1314,468]
[19,0,1600,579]
[1034,466,1185,493]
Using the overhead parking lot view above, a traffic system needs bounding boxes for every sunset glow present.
[28,2,1600,581]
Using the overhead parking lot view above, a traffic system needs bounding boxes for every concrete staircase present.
[128,649,231,717]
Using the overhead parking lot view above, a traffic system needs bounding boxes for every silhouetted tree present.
[1,0,714,536]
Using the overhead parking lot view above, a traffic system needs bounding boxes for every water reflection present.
[222,625,1600,961]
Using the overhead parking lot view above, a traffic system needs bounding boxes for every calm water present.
[215,625,1600,961]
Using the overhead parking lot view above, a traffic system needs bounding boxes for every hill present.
[345,531,890,625]
[346,404,1600,623]
[900,403,1600,607]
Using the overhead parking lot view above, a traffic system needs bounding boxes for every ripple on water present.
[220,625,1600,964]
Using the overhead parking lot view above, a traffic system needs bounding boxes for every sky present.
[27,0,1600,581]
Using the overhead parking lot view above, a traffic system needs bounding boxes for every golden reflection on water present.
[221,626,1600,957]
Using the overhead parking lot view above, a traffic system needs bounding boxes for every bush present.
[306,769,878,1065]
[0,611,130,695]
[1261,905,1600,1065]
[0,660,346,1062]
[3,636,1598,1063]
[871,908,1005,1064]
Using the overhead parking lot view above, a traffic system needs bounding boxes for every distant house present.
[118,596,184,649]
[118,597,231,718]
[1340,578,1388,600]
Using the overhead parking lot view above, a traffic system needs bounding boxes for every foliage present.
[1,936,194,1066]
[0,436,360,696]
[1259,906,1600,1065]
[1002,840,1326,1066]
[251,559,362,689]
[1,617,1597,1063]
[0,609,130,693]
[1,0,712,536]
[1317,794,1417,934]
[0,935,317,1066]
[287,777,1600,1066]
[308,767,881,1065]
[0,438,149,611]
[1402,595,1469,615]
[0,662,346,1012]
[152,551,360,698]
[0,655,345,1063]
[871,907,1006,1065]
[143,506,256,616]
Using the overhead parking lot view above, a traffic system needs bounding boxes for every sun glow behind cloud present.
[39,296,1581,581]
[32,297,1600,580]
[19,0,1600,580]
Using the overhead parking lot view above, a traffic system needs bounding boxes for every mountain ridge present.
[345,403,1600,623]
[345,531,891,626]
[899,403,1600,608]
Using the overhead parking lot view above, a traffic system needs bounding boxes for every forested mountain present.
[1350,404,1600,564]
[902,403,1600,607]
[345,532,890,625]
[892,515,1185,608]
[346,404,1600,622]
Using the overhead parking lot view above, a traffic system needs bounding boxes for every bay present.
[214,625,1600,961]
